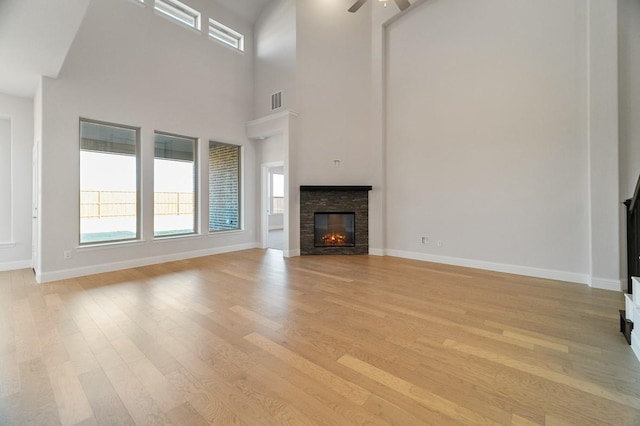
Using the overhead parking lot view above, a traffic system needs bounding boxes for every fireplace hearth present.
[300,185,372,255]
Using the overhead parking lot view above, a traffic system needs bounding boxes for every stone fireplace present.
[300,185,372,255]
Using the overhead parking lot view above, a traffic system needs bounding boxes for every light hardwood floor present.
[0,249,638,425]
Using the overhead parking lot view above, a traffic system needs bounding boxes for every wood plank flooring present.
[0,249,638,425]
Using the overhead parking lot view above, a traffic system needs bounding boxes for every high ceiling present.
[0,0,91,98]
[0,0,273,99]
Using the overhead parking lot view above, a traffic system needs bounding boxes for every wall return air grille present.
[271,91,283,110]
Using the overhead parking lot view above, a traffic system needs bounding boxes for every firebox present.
[314,212,355,247]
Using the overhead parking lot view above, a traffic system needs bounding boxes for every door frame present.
[261,161,284,249]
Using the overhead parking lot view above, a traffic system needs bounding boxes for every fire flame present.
[321,233,347,245]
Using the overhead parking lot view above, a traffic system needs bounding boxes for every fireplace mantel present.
[300,185,372,192]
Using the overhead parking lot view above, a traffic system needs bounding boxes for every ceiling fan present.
[348,0,411,13]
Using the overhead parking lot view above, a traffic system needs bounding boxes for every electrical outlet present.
[421,236,429,245]
[437,240,443,248]
[63,250,72,260]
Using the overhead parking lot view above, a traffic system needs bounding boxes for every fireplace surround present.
[300,185,372,255]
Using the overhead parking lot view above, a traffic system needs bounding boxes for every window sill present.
[208,229,244,237]
[78,240,145,251]
[153,233,202,243]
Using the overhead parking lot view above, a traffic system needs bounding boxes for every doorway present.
[261,162,285,251]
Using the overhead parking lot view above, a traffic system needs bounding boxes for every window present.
[154,132,197,237]
[209,142,241,232]
[155,0,201,30]
[208,18,244,51]
[0,118,11,243]
[271,172,284,214]
[80,120,140,244]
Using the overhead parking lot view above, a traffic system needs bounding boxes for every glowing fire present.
[321,233,348,245]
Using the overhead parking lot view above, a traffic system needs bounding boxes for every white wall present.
[290,0,378,253]
[295,1,374,186]
[620,0,640,199]
[37,0,258,281]
[587,0,620,289]
[384,0,605,283]
[0,92,33,270]
[254,0,296,119]
[260,134,285,164]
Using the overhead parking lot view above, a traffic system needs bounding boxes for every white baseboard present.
[384,249,591,286]
[368,248,385,256]
[36,242,260,283]
[0,259,32,272]
[283,249,300,258]
[589,277,623,291]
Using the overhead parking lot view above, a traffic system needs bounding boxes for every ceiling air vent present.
[271,91,283,110]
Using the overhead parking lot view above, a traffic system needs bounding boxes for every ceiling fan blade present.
[348,0,368,13]
[394,0,411,11]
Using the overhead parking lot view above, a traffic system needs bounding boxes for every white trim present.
[283,249,300,258]
[384,249,591,285]
[0,241,16,249]
[368,248,385,256]
[78,240,145,251]
[0,259,32,272]
[631,326,640,364]
[246,110,299,140]
[154,0,201,31]
[589,277,623,291]
[246,110,299,128]
[208,18,244,52]
[36,242,259,283]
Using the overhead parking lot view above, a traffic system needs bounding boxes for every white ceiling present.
[0,0,273,99]
[0,0,91,98]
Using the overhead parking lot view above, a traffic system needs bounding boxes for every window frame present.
[154,0,201,30]
[153,130,199,239]
[79,118,141,246]
[208,18,245,52]
[208,141,242,233]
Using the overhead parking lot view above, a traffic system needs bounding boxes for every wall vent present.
[271,91,283,110]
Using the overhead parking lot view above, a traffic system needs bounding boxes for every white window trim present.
[208,142,243,233]
[153,131,199,239]
[208,18,244,52]
[79,118,142,246]
[155,0,201,30]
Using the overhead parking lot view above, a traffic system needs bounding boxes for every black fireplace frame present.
[314,212,356,248]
